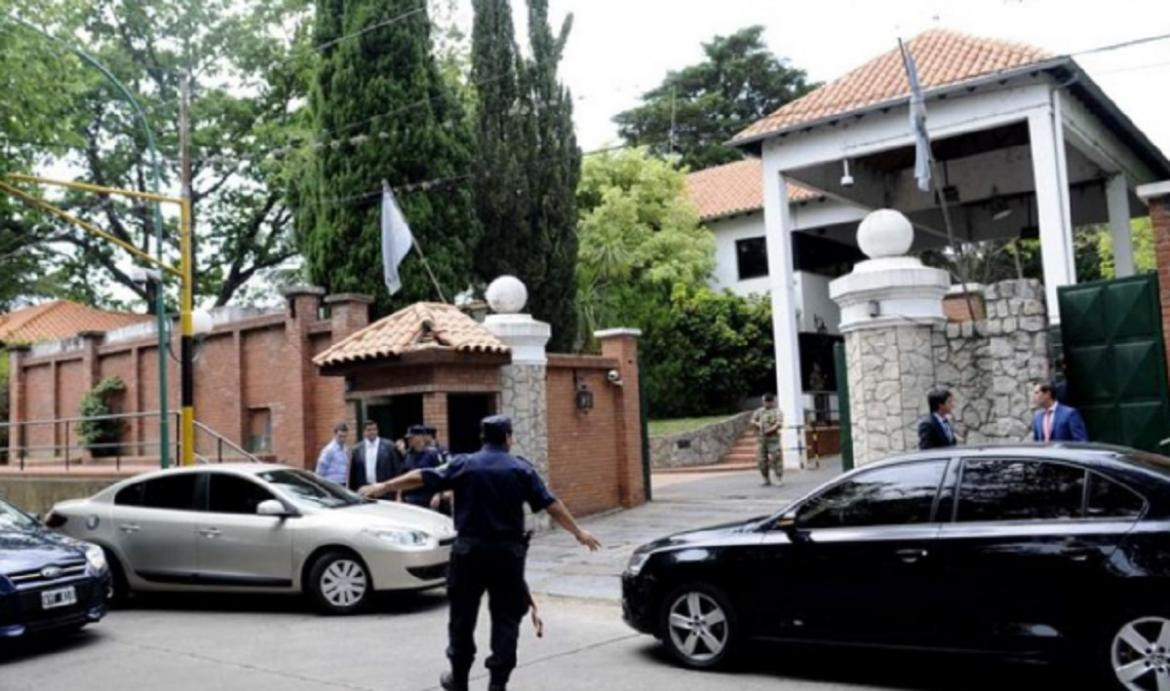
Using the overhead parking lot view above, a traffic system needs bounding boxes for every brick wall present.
[546,356,622,516]
[1151,195,1170,375]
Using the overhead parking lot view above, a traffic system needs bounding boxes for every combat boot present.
[439,671,468,691]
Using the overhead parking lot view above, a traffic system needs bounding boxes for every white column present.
[761,158,805,468]
[1028,98,1076,324]
[1106,174,1135,278]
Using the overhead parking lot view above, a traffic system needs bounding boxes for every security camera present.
[840,158,854,187]
[606,369,623,386]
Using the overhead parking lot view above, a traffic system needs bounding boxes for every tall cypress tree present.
[471,0,580,351]
[298,0,479,315]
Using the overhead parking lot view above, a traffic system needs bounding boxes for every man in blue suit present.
[1032,381,1088,442]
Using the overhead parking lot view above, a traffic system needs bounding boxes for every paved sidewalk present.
[525,458,842,601]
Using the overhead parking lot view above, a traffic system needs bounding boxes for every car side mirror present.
[774,511,810,542]
[257,499,296,518]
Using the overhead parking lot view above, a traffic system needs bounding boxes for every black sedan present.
[0,496,109,639]
[623,444,1170,690]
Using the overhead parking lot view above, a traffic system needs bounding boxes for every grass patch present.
[649,414,736,437]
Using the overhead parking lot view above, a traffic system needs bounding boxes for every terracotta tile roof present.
[685,159,819,222]
[733,29,1053,145]
[313,302,509,367]
[0,300,152,345]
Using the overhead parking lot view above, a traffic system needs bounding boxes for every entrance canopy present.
[731,28,1170,459]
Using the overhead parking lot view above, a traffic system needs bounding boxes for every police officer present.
[752,394,784,485]
[360,415,600,691]
[399,424,443,509]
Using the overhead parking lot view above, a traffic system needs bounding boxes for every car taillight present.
[44,511,68,528]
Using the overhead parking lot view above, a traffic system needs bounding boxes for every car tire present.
[103,548,132,606]
[307,551,373,615]
[1097,610,1170,690]
[659,582,739,670]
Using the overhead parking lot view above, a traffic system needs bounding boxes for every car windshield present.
[256,469,364,509]
[0,498,38,531]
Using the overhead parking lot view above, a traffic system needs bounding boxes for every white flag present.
[899,39,931,193]
[381,180,414,296]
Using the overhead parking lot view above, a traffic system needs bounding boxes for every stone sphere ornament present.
[857,208,914,259]
[485,275,528,314]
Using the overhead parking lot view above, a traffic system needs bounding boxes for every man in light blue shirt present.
[315,422,350,485]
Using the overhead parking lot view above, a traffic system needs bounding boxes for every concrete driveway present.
[525,460,842,601]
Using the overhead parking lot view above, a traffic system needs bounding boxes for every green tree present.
[470,0,580,350]
[1096,217,1157,278]
[297,0,479,315]
[614,26,815,170]
[576,148,713,346]
[3,0,312,312]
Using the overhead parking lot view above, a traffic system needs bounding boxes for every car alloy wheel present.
[1111,616,1170,690]
[666,589,730,666]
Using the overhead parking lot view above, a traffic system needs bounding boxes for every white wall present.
[708,212,771,297]
[707,212,842,335]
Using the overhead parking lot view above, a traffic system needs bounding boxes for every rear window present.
[117,474,199,511]
[957,459,1086,522]
[1087,473,1146,519]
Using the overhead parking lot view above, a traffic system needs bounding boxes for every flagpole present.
[411,237,448,304]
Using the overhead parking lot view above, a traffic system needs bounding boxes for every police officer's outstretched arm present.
[547,500,601,551]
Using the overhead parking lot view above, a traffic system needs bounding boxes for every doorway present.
[447,394,496,453]
[363,394,423,443]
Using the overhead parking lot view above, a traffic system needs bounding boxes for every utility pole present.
[179,72,196,466]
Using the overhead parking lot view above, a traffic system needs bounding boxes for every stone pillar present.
[481,277,552,484]
[281,285,325,467]
[78,330,104,389]
[596,328,645,508]
[830,210,950,466]
[6,345,29,464]
[1136,181,1170,379]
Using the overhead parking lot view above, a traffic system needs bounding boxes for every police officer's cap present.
[405,424,428,437]
[421,424,437,437]
[481,415,513,439]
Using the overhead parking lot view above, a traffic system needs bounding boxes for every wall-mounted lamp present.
[573,370,594,411]
[989,186,1013,222]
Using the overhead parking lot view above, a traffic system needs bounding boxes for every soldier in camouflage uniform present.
[752,394,784,485]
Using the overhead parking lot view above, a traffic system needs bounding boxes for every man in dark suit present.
[918,388,958,450]
[348,420,402,493]
[1032,381,1089,442]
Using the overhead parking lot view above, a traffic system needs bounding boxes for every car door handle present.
[199,528,222,539]
[1068,547,1095,563]
[119,523,141,534]
[896,548,929,564]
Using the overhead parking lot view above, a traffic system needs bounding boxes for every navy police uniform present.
[401,425,443,508]
[422,415,556,691]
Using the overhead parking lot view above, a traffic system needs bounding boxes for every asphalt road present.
[0,591,1070,691]
[0,466,1077,690]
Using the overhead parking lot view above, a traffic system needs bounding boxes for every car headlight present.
[84,543,108,574]
[363,528,431,547]
[626,550,652,577]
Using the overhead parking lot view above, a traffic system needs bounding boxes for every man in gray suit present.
[348,420,402,493]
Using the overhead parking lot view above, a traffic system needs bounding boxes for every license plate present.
[41,586,77,610]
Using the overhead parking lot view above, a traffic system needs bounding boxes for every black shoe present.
[440,672,468,691]
[488,685,506,691]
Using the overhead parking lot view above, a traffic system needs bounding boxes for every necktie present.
[1043,409,1054,441]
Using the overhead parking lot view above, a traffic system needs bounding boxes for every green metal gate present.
[833,341,853,470]
[1058,274,1170,453]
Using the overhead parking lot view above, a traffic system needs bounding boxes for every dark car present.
[622,444,1170,690]
[0,495,109,639]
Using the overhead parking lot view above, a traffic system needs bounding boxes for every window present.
[797,461,946,529]
[257,469,361,510]
[208,474,276,514]
[139,474,199,511]
[735,237,769,281]
[247,408,272,453]
[1087,473,1145,519]
[115,482,145,506]
[957,459,1085,522]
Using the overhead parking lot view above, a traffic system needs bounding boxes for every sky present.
[458,0,1170,157]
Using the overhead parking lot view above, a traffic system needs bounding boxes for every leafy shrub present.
[78,376,126,457]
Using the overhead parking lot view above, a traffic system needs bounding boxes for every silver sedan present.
[46,463,456,614]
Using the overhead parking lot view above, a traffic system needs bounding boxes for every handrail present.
[193,421,262,463]
[0,410,167,427]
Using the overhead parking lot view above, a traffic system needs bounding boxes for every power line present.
[1068,32,1170,58]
